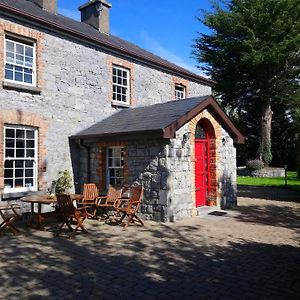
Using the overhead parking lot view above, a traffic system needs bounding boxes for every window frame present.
[112,65,130,105]
[106,146,125,188]
[3,125,38,193]
[175,83,186,100]
[4,35,37,87]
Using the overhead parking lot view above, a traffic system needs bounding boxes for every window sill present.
[2,81,42,94]
[111,100,131,108]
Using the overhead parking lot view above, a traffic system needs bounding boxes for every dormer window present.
[112,65,130,105]
[175,83,186,99]
[5,36,36,86]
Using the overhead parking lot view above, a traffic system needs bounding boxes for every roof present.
[70,96,245,143]
[0,0,214,86]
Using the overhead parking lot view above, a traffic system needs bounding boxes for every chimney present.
[28,0,57,14]
[79,0,112,34]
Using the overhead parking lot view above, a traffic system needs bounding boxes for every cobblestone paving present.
[0,190,299,300]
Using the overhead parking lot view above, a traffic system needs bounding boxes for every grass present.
[237,171,300,192]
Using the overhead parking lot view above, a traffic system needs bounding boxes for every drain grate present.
[208,211,227,216]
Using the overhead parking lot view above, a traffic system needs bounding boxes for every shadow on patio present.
[0,219,299,299]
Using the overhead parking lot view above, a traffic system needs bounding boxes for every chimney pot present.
[79,0,112,34]
[28,0,57,14]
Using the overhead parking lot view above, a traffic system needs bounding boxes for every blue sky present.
[57,0,213,75]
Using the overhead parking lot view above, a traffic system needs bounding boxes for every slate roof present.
[0,0,214,86]
[70,96,245,143]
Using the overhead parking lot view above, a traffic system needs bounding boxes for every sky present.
[57,0,213,76]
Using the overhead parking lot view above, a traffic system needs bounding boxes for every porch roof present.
[70,95,245,143]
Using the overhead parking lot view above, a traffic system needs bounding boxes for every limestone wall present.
[0,16,211,196]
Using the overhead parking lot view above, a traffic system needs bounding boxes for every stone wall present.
[218,129,237,208]
[238,167,284,178]
[0,16,211,197]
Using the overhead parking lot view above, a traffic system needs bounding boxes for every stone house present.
[0,0,244,221]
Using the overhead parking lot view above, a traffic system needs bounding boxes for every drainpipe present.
[79,139,91,183]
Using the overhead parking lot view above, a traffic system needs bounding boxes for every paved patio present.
[0,188,299,300]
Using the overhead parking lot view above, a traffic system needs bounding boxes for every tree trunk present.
[257,101,273,165]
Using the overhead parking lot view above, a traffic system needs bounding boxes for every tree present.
[193,0,300,165]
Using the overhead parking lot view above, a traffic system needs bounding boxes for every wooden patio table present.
[21,194,83,230]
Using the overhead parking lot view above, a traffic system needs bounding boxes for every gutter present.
[0,3,215,87]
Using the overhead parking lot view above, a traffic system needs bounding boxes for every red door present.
[195,139,210,207]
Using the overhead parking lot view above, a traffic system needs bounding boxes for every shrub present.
[297,145,300,178]
[53,170,73,194]
[246,159,265,171]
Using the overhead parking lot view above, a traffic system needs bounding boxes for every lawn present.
[237,171,300,192]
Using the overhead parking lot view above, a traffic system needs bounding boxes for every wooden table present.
[21,194,83,230]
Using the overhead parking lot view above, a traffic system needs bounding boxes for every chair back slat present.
[127,186,143,210]
[56,194,75,216]
[106,185,123,205]
[83,184,99,201]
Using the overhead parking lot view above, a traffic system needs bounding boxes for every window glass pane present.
[15,179,24,187]
[16,129,25,138]
[16,44,24,55]
[116,178,122,185]
[26,149,35,157]
[25,178,33,187]
[109,169,115,177]
[5,68,14,80]
[25,46,33,57]
[16,149,25,157]
[5,139,14,148]
[24,73,32,84]
[113,68,117,75]
[115,169,123,177]
[26,130,35,139]
[26,140,35,148]
[15,169,24,178]
[25,169,33,177]
[16,54,24,65]
[4,179,13,188]
[5,160,13,168]
[6,41,14,52]
[16,139,25,148]
[195,125,206,139]
[6,52,14,63]
[15,71,23,82]
[15,161,24,168]
[25,161,34,168]
[4,169,13,178]
[6,128,15,138]
[5,149,14,157]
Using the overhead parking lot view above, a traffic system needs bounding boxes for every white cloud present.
[58,8,80,20]
[140,31,207,77]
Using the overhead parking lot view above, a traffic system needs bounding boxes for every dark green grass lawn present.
[237,171,300,192]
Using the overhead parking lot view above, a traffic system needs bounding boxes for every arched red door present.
[195,124,210,207]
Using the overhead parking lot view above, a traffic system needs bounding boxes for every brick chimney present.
[28,0,57,14]
[79,0,112,35]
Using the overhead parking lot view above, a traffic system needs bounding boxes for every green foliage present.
[193,0,300,164]
[246,159,265,171]
[53,170,72,194]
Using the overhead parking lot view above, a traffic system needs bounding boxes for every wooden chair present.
[78,183,99,218]
[55,194,88,238]
[96,185,123,219]
[114,185,144,230]
[0,204,22,235]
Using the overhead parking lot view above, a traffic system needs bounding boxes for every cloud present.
[140,31,208,77]
[58,8,80,20]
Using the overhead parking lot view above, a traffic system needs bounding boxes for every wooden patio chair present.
[96,185,123,219]
[114,185,144,230]
[55,194,88,238]
[78,183,99,218]
[0,204,22,235]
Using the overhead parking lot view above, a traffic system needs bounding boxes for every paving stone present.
[0,195,299,299]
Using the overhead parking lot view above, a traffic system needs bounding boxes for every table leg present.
[37,203,45,230]
[28,202,35,227]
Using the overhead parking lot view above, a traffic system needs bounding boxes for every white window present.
[107,147,124,187]
[175,84,186,99]
[5,36,36,86]
[112,65,130,104]
[4,125,38,193]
